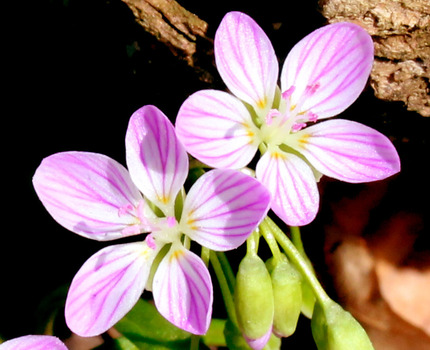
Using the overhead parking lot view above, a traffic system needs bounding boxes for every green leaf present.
[112,337,140,350]
[114,298,192,350]
[202,318,226,347]
[35,284,69,335]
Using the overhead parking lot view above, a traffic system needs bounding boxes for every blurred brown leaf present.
[321,180,430,349]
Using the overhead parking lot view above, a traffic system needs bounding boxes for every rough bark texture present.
[319,0,430,116]
[121,0,215,82]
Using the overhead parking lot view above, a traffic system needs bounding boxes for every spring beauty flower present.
[0,335,67,350]
[176,11,400,226]
[33,105,270,337]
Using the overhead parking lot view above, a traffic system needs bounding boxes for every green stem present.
[259,224,283,263]
[190,334,200,350]
[290,225,314,271]
[210,251,238,325]
[201,247,210,267]
[290,226,305,254]
[263,217,331,306]
[216,252,235,294]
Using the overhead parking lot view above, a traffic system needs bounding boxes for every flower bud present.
[234,253,274,346]
[311,300,374,350]
[224,319,281,350]
[266,255,302,337]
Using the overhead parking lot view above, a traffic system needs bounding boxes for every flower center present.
[151,216,181,245]
[259,84,319,148]
[118,200,181,244]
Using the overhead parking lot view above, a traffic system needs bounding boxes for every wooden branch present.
[121,0,215,82]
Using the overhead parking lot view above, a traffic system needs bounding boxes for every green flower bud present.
[235,253,274,341]
[300,278,316,318]
[266,255,302,337]
[311,300,374,350]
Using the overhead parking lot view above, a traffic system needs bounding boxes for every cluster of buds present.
[234,253,302,349]
[233,249,377,350]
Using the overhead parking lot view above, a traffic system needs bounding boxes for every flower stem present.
[263,217,331,306]
[210,251,237,325]
[216,252,235,294]
[290,226,305,254]
[259,223,283,263]
[201,246,210,267]
[190,334,200,350]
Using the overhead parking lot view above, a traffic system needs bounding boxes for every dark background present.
[3,0,428,347]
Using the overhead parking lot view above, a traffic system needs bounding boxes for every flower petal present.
[280,22,374,118]
[288,119,401,183]
[256,149,319,226]
[126,105,189,214]
[176,89,260,169]
[65,242,158,337]
[33,151,143,241]
[181,169,271,251]
[244,326,273,350]
[152,245,213,335]
[0,335,67,350]
[215,11,278,114]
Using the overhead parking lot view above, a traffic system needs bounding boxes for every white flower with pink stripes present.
[33,105,270,337]
[176,11,400,226]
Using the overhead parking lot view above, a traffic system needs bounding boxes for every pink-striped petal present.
[176,90,260,169]
[65,242,158,337]
[215,11,278,114]
[125,105,189,214]
[288,119,401,183]
[152,245,213,335]
[280,22,374,119]
[0,335,67,350]
[181,169,271,251]
[33,152,143,241]
[256,150,319,226]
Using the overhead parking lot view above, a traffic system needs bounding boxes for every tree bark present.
[121,0,215,83]
[319,0,430,116]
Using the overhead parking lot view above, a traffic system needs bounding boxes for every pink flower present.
[0,335,67,350]
[33,105,270,337]
[176,12,400,226]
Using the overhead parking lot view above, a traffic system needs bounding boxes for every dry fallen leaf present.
[319,179,430,349]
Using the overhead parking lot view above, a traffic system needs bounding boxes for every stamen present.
[145,234,157,250]
[281,86,295,100]
[292,123,307,132]
[308,111,319,123]
[265,109,282,125]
